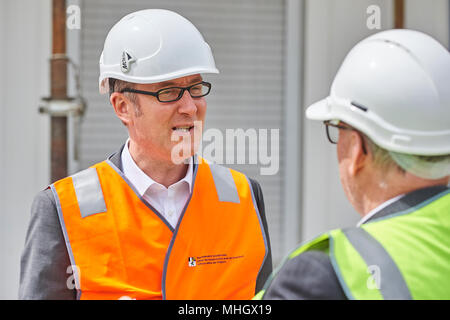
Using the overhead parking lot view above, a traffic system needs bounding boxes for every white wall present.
[301,0,394,242]
[0,0,51,299]
[300,0,449,242]
[406,0,449,47]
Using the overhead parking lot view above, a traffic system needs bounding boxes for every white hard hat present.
[99,9,219,94]
[306,29,450,156]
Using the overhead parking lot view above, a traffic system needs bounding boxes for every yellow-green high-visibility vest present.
[256,188,450,300]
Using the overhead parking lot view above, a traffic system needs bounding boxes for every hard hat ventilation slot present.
[351,101,368,112]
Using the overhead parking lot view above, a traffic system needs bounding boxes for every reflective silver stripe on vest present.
[50,184,82,299]
[343,228,412,300]
[72,167,107,218]
[209,163,240,203]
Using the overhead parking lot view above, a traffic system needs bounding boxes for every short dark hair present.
[108,78,141,124]
[108,78,138,105]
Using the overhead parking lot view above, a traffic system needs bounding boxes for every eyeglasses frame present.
[119,81,212,103]
[323,120,367,154]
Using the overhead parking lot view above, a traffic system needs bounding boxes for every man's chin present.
[169,142,197,165]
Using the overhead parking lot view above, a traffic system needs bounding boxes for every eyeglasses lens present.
[158,83,210,102]
[327,125,339,144]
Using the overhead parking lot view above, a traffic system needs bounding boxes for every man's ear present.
[110,92,132,126]
[348,131,367,176]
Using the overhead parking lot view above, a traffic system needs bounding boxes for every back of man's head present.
[307,29,450,181]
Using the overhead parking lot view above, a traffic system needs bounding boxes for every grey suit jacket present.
[263,185,449,300]
[19,148,273,299]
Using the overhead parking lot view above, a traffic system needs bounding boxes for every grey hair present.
[363,137,405,173]
[363,134,450,179]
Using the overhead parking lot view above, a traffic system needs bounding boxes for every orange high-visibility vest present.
[50,156,268,300]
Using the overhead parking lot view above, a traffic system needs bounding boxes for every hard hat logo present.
[121,51,135,73]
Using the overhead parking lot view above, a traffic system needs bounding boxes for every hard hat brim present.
[99,67,219,94]
[305,97,332,121]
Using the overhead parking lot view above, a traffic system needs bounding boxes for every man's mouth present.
[172,125,194,132]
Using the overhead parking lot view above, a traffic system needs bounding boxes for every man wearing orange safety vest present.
[19,9,272,300]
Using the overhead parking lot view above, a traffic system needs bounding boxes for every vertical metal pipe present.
[394,0,405,29]
[50,0,68,182]
[283,0,303,256]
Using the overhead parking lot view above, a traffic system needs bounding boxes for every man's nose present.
[177,90,198,115]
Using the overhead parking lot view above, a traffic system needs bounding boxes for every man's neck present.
[128,140,189,188]
[360,171,449,216]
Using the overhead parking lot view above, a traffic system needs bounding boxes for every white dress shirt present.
[357,193,405,227]
[121,139,193,229]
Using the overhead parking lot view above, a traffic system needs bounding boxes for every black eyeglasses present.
[120,81,212,103]
[324,120,367,154]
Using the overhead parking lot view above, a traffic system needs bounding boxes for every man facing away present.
[20,9,272,300]
[257,29,450,300]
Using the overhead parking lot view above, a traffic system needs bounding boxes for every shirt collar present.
[356,185,449,226]
[121,138,193,196]
[357,193,405,227]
